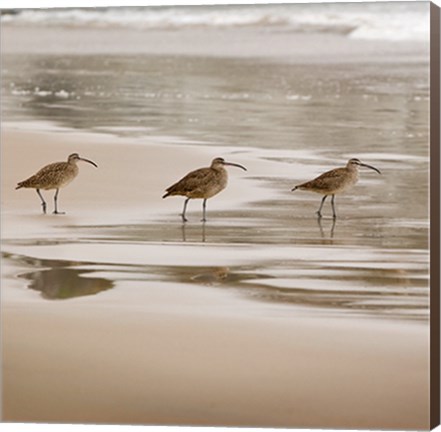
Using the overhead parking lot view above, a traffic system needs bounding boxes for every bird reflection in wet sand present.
[291,158,381,219]
[181,222,206,243]
[190,266,273,288]
[191,267,230,285]
[317,217,336,242]
[163,157,247,222]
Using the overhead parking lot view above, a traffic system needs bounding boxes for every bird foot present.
[53,211,66,215]
[180,215,188,223]
[42,205,47,214]
[316,211,322,219]
[201,218,207,223]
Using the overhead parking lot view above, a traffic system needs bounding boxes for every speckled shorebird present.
[16,153,98,214]
[291,158,381,219]
[163,157,247,222]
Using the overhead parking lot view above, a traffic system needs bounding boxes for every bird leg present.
[53,189,65,215]
[331,194,337,219]
[201,199,207,222]
[36,189,47,214]
[181,198,190,223]
[316,195,328,218]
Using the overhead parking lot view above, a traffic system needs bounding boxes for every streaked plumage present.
[163,157,247,222]
[16,153,98,214]
[292,158,381,219]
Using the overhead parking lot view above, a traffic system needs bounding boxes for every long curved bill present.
[80,157,98,168]
[361,162,381,174]
[223,161,247,171]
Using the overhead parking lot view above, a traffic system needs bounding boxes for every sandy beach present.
[1,3,431,429]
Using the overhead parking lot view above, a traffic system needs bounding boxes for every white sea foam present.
[1,2,429,42]
[54,89,70,98]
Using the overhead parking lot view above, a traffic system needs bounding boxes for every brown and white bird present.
[291,158,381,219]
[16,153,98,214]
[163,157,247,222]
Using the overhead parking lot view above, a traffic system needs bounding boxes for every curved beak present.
[360,162,381,174]
[223,161,247,171]
[79,157,98,168]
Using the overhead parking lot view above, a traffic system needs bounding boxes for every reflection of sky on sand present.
[3,214,428,320]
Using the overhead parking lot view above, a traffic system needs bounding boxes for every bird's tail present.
[291,186,298,192]
[163,183,179,198]
[15,183,24,190]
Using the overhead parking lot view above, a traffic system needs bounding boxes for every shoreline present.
[1,125,429,428]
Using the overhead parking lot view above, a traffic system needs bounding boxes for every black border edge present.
[431,1,441,430]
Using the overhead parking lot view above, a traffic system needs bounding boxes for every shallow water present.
[2,54,430,154]
[2,207,429,321]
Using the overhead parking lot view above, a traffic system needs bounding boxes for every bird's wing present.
[18,162,67,188]
[298,167,348,192]
[165,167,214,195]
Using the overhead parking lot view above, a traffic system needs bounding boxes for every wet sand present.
[1,128,429,429]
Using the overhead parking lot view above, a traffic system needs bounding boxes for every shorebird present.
[163,157,247,222]
[291,158,381,219]
[16,153,98,214]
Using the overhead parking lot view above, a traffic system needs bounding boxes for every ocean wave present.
[1,3,429,42]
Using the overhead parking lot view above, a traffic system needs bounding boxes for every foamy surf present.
[1,2,429,42]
